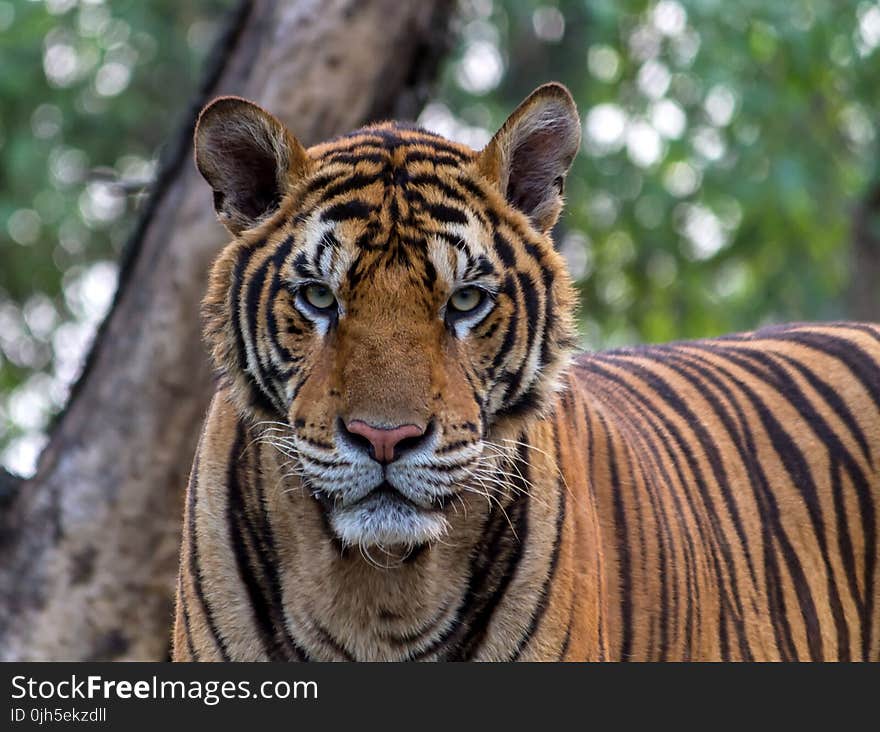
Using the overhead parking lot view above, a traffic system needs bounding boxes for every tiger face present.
[195,84,581,550]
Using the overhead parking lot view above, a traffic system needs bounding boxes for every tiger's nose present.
[342,420,426,464]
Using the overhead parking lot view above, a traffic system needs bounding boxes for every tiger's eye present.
[449,287,484,313]
[303,284,336,310]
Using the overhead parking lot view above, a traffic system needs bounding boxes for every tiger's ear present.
[194,96,310,235]
[477,83,581,233]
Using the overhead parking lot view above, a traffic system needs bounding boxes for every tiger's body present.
[173,84,880,661]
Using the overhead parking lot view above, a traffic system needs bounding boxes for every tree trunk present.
[0,0,454,661]
[850,183,880,321]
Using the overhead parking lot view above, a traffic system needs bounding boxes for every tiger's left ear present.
[477,83,581,233]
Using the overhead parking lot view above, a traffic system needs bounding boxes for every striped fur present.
[174,85,880,661]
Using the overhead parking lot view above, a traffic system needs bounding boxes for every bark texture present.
[0,0,454,661]
[850,183,880,321]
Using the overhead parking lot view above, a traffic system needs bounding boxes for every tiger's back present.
[558,322,880,660]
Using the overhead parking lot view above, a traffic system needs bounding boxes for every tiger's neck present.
[178,389,605,661]
[256,421,570,661]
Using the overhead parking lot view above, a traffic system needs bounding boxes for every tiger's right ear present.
[194,96,310,235]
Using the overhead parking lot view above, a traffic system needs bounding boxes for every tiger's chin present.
[325,490,450,554]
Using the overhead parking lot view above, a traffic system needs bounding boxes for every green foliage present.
[434,0,880,346]
[0,0,232,472]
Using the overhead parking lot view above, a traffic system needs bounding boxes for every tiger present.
[173,82,880,661]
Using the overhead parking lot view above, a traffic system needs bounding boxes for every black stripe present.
[231,245,278,415]
[404,151,467,167]
[493,383,543,421]
[244,256,286,413]
[420,201,469,227]
[619,418,675,660]
[321,200,373,222]
[323,152,388,165]
[186,449,231,660]
[230,245,256,377]
[451,495,529,659]
[331,122,467,161]
[499,270,542,406]
[452,173,490,201]
[399,135,473,158]
[353,221,382,250]
[596,409,634,659]
[437,458,531,660]
[229,427,310,661]
[558,605,575,660]
[270,232,297,271]
[406,173,471,206]
[227,447,286,659]
[381,600,452,650]
[264,280,298,367]
[524,243,558,369]
[511,426,567,660]
[320,134,389,150]
[318,172,384,203]
[250,444,313,659]
[406,501,506,660]
[310,617,355,661]
[297,170,348,204]
[493,231,517,267]
[488,277,520,378]
[589,378,699,659]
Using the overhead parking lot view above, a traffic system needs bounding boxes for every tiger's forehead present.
[307,121,477,163]
[279,122,497,295]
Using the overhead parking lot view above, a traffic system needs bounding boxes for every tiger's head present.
[196,84,580,551]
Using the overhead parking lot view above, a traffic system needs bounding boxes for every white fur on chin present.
[329,492,449,550]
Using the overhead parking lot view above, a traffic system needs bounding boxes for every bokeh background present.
[2,0,879,477]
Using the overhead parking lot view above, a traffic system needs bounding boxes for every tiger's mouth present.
[312,481,451,550]
[312,480,451,512]
[364,481,452,511]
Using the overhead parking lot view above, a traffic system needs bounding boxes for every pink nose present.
[344,421,425,464]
